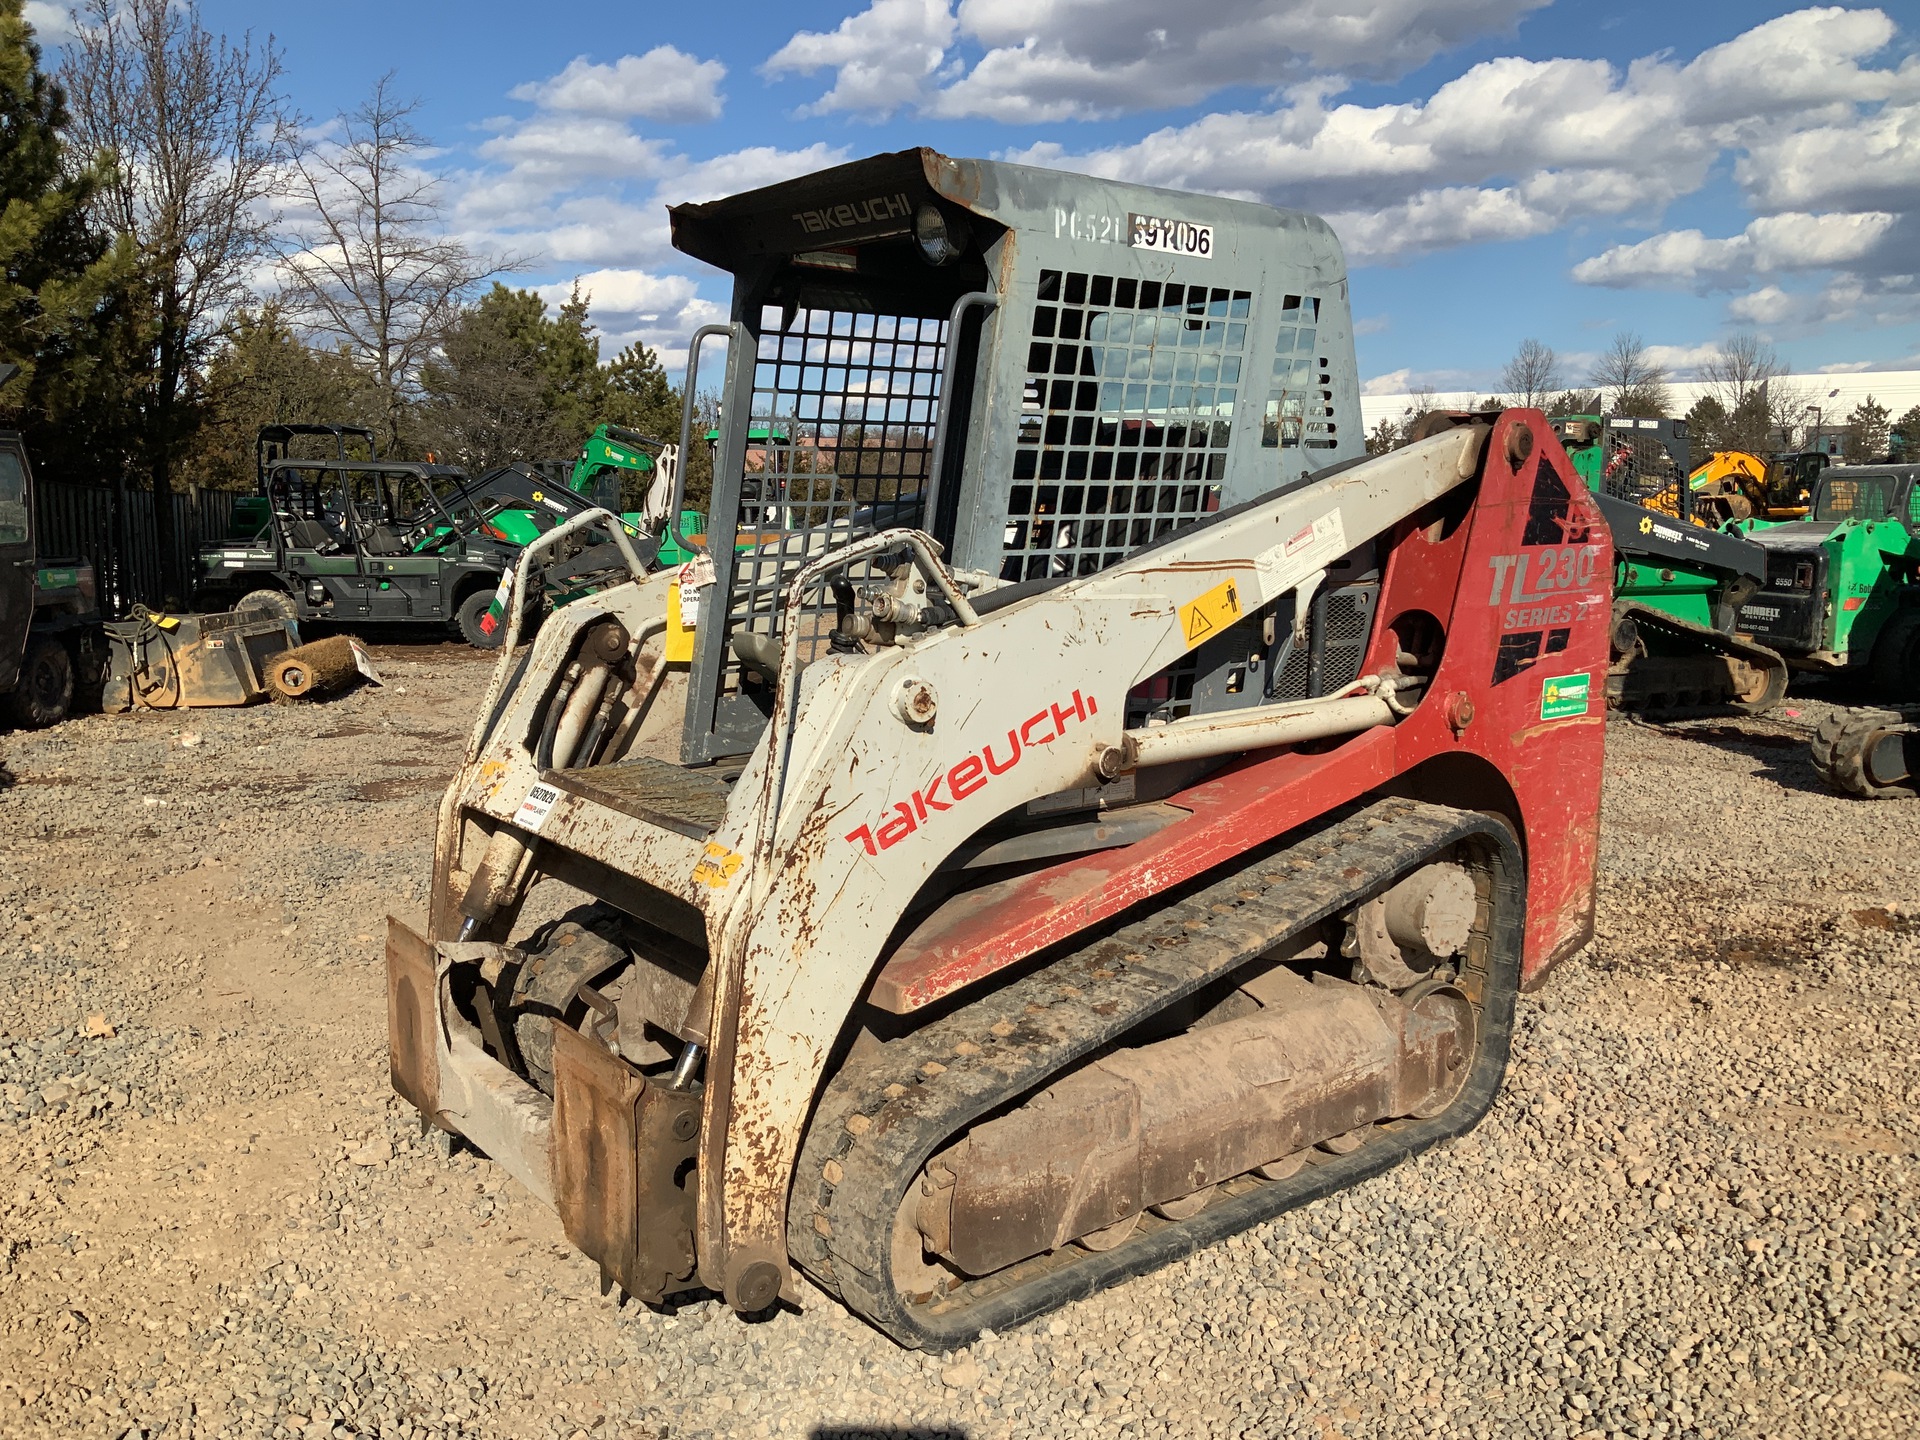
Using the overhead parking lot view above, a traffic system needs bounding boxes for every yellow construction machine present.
[1688,450,1825,526]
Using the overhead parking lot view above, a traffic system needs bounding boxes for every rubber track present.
[1611,602,1788,718]
[1811,705,1919,800]
[788,798,1524,1350]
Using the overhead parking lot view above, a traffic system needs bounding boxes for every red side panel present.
[870,413,1611,1013]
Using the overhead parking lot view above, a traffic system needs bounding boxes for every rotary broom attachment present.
[266,636,381,702]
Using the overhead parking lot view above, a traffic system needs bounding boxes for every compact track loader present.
[387,150,1611,1347]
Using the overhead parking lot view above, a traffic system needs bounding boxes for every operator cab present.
[661,148,1364,763]
[1811,466,1915,526]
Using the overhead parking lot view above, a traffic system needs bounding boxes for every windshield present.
[1814,475,1898,523]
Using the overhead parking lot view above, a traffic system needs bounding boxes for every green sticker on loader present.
[1540,672,1592,720]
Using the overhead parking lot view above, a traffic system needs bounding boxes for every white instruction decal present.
[1254,511,1347,602]
[347,637,382,685]
[514,781,560,834]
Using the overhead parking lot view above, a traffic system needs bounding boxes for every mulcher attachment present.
[1812,706,1919,799]
[789,799,1524,1350]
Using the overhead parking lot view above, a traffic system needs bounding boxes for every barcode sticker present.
[514,781,560,834]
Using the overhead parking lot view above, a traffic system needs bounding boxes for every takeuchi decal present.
[844,689,1099,856]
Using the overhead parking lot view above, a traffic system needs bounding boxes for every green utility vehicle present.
[195,456,523,645]
[197,441,657,648]
[1730,464,1920,688]
[0,365,102,727]
[0,430,101,727]
[1551,413,1787,714]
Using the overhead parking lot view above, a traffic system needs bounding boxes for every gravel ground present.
[2,651,1916,1440]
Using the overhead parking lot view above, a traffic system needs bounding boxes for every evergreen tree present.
[1844,395,1890,463]
[184,306,382,489]
[0,0,137,482]
[603,340,679,439]
[1684,394,1729,459]
[1892,405,1920,462]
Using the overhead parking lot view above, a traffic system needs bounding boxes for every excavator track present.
[1608,601,1789,718]
[1812,706,1919,799]
[788,798,1525,1350]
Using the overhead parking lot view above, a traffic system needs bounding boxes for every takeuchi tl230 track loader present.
[386,151,1612,1348]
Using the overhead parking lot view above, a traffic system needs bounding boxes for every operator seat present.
[287,518,337,553]
[361,525,409,555]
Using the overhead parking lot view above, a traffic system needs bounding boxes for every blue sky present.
[27,1,1920,394]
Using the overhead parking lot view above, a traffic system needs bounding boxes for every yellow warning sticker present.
[1179,577,1244,649]
[692,841,744,889]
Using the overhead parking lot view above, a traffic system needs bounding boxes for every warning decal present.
[1252,510,1346,602]
[1180,577,1244,649]
[692,841,744,889]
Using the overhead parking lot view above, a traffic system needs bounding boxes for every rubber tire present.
[1811,707,1917,800]
[6,637,75,728]
[237,588,297,622]
[456,589,506,650]
[1868,607,1920,701]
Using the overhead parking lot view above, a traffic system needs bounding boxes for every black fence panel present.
[32,480,243,615]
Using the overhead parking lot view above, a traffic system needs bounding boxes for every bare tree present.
[1500,338,1562,410]
[280,75,508,454]
[1589,331,1671,417]
[1697,332,1797,453]
[62,0,294,602]
[1700,332,1783,414]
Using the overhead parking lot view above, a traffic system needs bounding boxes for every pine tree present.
[185,306,382,488]
[1892,405,1920,462]
[0,0,136,481]
[604,341,679,439]
[1844,395,1890,463]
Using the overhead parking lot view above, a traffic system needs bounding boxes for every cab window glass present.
[1815,476,1896,523]
[0,450,28,545]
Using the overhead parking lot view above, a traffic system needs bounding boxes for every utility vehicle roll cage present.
[261,458,480,560]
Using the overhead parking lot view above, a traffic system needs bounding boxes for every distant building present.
[1360,369,1920,451]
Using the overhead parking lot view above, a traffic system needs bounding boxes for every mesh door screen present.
[1260,295,1338,451]
[1004,270,1249,582]
[1600,434,1687,516]
[724,305,949,668]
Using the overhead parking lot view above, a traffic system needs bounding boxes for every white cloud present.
[1728,285,1799,326]
[23,2,74,46]
[510,47,728,124]
[475,114,673,183]
[1362,369,1414,396]
[993,7,1916,272]
[763,0,957,118]
[656,143,852,206]
[770,0,1549,121]
[1818,359,1877,373]
[447,138,854,305]
[1570,212,1899,289]
[1738,100,1920,214]
[1641,342,1724,377]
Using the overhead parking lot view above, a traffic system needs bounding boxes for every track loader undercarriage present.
[385,149,1609,1346]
